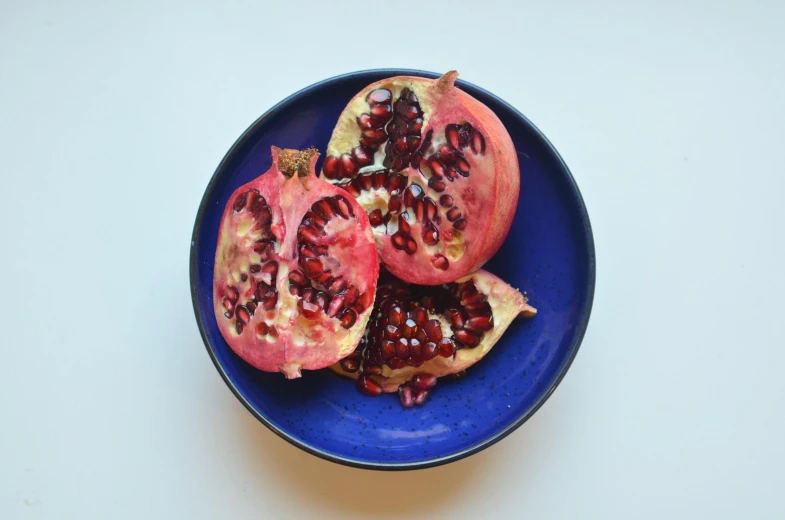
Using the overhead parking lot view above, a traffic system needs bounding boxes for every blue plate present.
[190,69,595,470]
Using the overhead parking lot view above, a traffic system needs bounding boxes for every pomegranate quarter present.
[322,71,520,285]
[331,270,536,407]
[213,147,379,379]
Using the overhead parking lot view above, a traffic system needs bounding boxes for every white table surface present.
[2,1,784,518]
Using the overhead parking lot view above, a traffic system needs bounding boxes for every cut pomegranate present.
[331,269,536,405]
[214,147,379,379]
[322,71,520,285]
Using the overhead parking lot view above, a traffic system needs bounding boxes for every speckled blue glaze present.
[190,69,595,470]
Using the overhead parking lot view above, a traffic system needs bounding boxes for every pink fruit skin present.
[213,147,379,379]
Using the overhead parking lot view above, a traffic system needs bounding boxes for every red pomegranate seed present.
[424,320,443,342]
[465,301,492,315]
[340,357,359,373]
[332,196,353,219]
[388,305,404,327]
[262,261,278,277]
[424,199,438,220]
[298,225,322,244]
[364,364,383,375]
[423,341,438,360]
[408,136,421,152]
[466,315,494,332]
[399,217,411,234]
[341,180,360,197]
[236,306,250,324]
[396,338,410,358]
[454,329,481,347]
[381,340,396,360]
[411,307,428,327]
[233,192,248,212]
[339,308,357,329]
[431,254,449,270]
[339,154,357,177]
[446,125,460,149]
[455,157,470,176]
[300,257,324,278]
[268,325,278,337]
[429,159,445,177]
[300,300,320,319]
[388,174,406,193]
[245,301,257,315]
[411,374,437,391]
[405,237,417,255]
[422,222,439,245]
[326,295,343,317]
[413,199,424,221]
[352,146,373,167]
[446,309,464,329]
[446,207,461,222]
[235,322,244,334]
[366,88,392,105]
[313,291,329,310]
[438,338,455,357]
[370,170,385,189]
[222,298,233,310]
[369,209,383,227]
[409,338,423,361]
[255,322,269,336]
[356,375,383,397]
[226,286,239,302]
[388,358,406,370]
[402,318,417,339]
[399,384,414,407]
[453,218,468,231]
[404,184,423,206]
[289,269,308,285]
[411,117,424,133]
[312,199,334,220]
[357,114,377,129]
[416,328,429,345]
[471,130,486,154]
[387,194,402,214]
[391,232,406,250]
[428,176,446,192]
[327,276,347,295]
[414,389,430,406]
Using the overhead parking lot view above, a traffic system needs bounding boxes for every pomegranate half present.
[322,71,520,285]
[331,269,536,406]
[214,147,379,379]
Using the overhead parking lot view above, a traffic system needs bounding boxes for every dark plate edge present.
[189,68,596,471]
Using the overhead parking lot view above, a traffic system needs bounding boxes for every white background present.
[1,0,784,518]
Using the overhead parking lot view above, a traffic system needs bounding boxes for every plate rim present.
[189,68,596,471]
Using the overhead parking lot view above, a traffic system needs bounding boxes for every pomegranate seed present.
[338,308,357,329]
[409,338,423,361]
[402,318,417,339]
[235,322,244,334]
[413,199,425,221]
[340,357,359,373]
[442,165,456,181]
[423,341,438,360]
[315,271,333,285]
[226,286,239,302]
[424,320,443,342]
[394,136,408,154]
[404,183,423,206]
[446,125,460,149]
[340,154,358,177]
[455,158,470,176]
[313,291,328,310]
[357,375,383,397]
[438,338,455,357]
[446,308,464,329]
[405,237,417,255]
[391,232,406,250]
[465,301,492,315]
[431,254,449,270]
[399,216,411,234]
[446,207,461,222]
[471,130,486,154]
[289,283,299,295]
[233,192,248,212]
[300,257,324,279]
[453,218,468,231]
[411,307,428,327]
[422,223,439,247]
[366,89,392,105]
[262,293,277,310]
[414,389,430,406]
[369,208,383,227]
[333,196,353,219]
[429,159,444,177]
[357,114,378,129]
[298,225,322,244]
[388,174,406,194]
[326,296,344,317]
[262,261,278,277]
[396,338,410,358]
[363,126,387,140]
[300,300,320,319]
[268,325,278,337]
[411,374,437,391]
[364,363,383,375]
[340,180,360,197]
[387,194,402,214]
[381,340,396,360]
[454,329,481,347]
[439,195,453,207]
[388,358,406,370]
[384,324,401,341]
[370,170,385,189]
[312,199,334,220]
[288,270,307,286]
[246,301,257,315]
[411,117,424,133]
[236,306,250,325]
[428,176,446,192]
[327,276,347,295]
[416,328,429,345]
[388,305,404,327]
[399,384,414,407]
[356,172,372,191]
[322,155,339,179]
[222,298,233,310]
[408,136,421,152]
[466,315,494,332]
